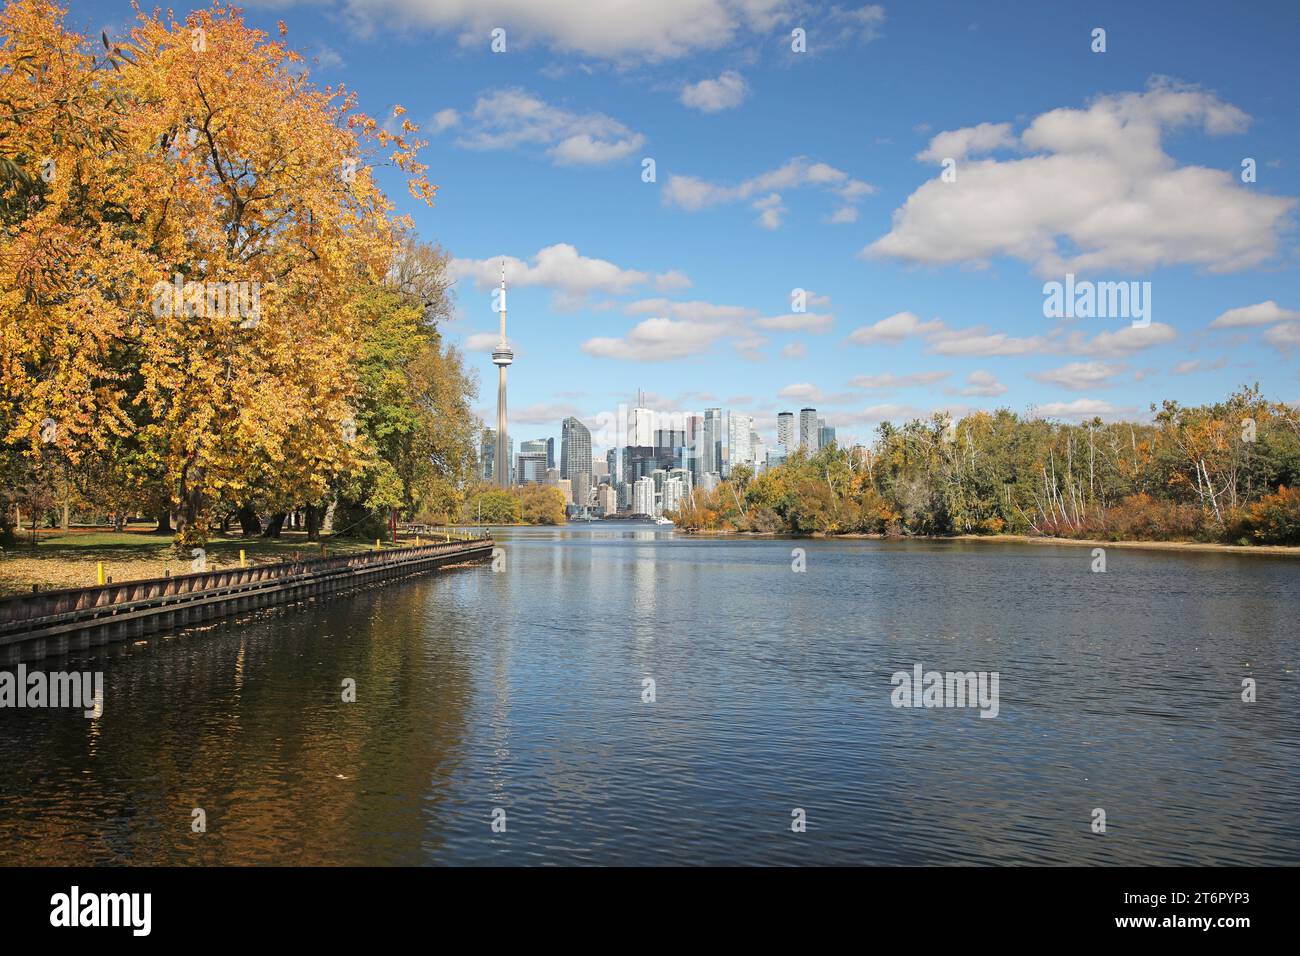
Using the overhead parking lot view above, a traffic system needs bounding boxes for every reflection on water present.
[1,525,1297,865]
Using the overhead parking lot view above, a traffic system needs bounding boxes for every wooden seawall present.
[0,537,495,664]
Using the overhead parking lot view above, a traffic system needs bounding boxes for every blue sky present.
[77,0,1300,449]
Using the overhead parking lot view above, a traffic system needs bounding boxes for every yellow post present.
[375,538,381,551]
[96,562,105,586]
[239,549,246,568]
[415,536,420,547]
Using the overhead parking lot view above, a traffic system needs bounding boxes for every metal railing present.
[0,538,494,640]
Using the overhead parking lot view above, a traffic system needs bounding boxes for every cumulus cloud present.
[777,383,857,404]
[1031,361,1126,390]
[429,108,460,133]
[582,317,732,361]
[335,0,799,60]
[1030,399,1134,422]
[452,244,683,308]
[1263,323,1300,349]
[916,122,1015,163]
[754,312,834,333]
[781,342,807,358]
[865,79,1296,275]
[681,70,748,112]
[664,156,874,227]
[848,371,951,390]
[956,370,1008,396]
[1210,300,1300,327]
[927,325,1048,356]
[456,88,643,165]
[1064,322,1177,357]
[846,311,943,345]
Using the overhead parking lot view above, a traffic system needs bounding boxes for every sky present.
[76,0,1300,451]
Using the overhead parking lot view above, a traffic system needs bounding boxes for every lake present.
[1,524,1296,865]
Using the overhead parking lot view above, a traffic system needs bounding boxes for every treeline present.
[0,1,477,548]
[459,484,568,526]
[672,387,1300,545]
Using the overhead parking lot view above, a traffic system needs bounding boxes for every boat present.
[654,516,674,526]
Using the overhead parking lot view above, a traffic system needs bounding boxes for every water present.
[1,525,1297,865]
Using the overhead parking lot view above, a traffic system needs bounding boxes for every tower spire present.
[499,258,507,342]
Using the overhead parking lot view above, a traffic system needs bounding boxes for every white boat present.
[654,516,674,526]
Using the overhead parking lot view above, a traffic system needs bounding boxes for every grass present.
[0,525,441,597]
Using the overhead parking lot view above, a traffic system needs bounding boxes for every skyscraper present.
[561,416,592,508]
[492,262,514,486]
[777,411,795,450]
[480,428,496,482]
[800,407,818,453]
[702,408,722,476]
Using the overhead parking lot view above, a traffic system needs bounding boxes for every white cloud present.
[456,88,643,165]
[664,156,874,227]
[957,370,1007,396]
[866,79,1296,275]
[1065,322,1177,357]
[429,108,460,133]
[1031,361,1125,391]
[1263,323,1300,349]
[336,0,798,60]
[463,332,501,352]
[777,383,857,404]
[1031,398,1133,422]
[624,298,755,323]
[1171,357,1227,374]
[926,325,1048,356]
[826,206,859,224]
[846,311,943,345]
[781,342,807,359]
[916,122,1015,163]
[452,244,681,308]
[681,70,748,112]
[848,371,950,390]
[654,270,693,292]
[582,317,731,361]
[755,312,834,333]
[1210,300,1300,327]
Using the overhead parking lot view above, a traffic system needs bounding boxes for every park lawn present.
[0,529,396,597]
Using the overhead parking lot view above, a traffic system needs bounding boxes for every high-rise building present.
[800,407,818,453]
[702,408,722,476]
[633,476,656,516]
[598,485,618,517]
[516,447,547,484]
[819,424,836,449]
[491,263,514,486]
[663,476,685,516]
[480,428,496,482]
[777,411,795,450]
[561,417,592,509]
[628,404,655,448]
[724,411,753,476]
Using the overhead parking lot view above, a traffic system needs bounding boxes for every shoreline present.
[677,528,1300,556]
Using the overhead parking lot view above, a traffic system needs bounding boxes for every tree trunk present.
[155,509,173,534]
[261,512,286,538]
[237,506,261,537]
[305,504,321,542]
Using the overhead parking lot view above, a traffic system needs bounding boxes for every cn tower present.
[492,260,514,487]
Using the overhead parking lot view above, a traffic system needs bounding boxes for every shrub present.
[1246,486,1300,544]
